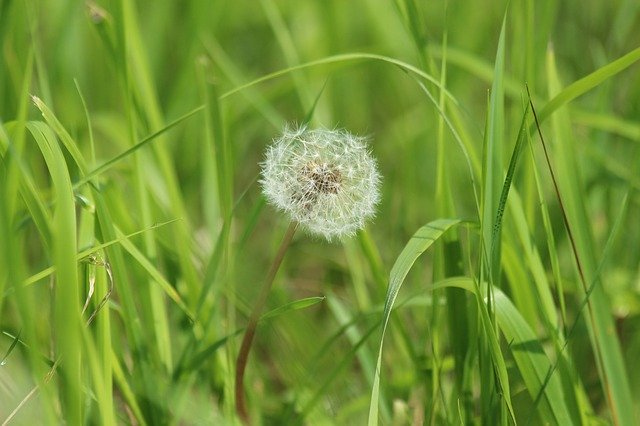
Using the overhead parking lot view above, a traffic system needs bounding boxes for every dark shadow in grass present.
[509,339,546,356]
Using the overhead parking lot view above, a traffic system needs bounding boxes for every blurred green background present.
[1,0,639,424]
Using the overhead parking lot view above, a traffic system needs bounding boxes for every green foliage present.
[1,0,639,424]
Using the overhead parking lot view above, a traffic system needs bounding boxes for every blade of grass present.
[20,219,179,288]
[0,54,57,423]
[31,96,88,173]
[0,330,21,366]
[305,322,380,419]
[110,349,147,426]
[26,121,82,424]
[73,80,115,424]
[115,226,195,321]
[477,15,511,424]
[493,288,575,425]
[201,36,283,128]
[367,218,462,425]
[535,56,634,425]
[327,294,391,422]
[482,14,506,288]
[219,53,460,107]
[260,296,326,321]
[432,278,576,425]
[91,189,151,422]
[1,122,52,247]
[73,105,205,189]
[530,190,631,424]
[538,46,640,123]
[260,0,313,111]
[72,87,113,420]
[132,0,203,305]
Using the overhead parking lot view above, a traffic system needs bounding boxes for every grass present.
[1,0,640,424]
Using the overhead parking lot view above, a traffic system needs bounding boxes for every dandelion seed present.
[261,125,381,241]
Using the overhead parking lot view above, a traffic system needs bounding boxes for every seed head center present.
[303,161,342,195]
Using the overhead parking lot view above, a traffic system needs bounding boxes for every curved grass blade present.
[176,330,243,379]
[303,322,379,419]
[31,96,88,174]
[538,46,640,123]
[115,227,195,322]
[492,290,575,425]
[482,14,506,287]
[175,297,324,380]
[219,52,460,108]
[260,296,326,322]
[431,278,576,425]
[26,120,82,424]
[367,219,461,425]
[535,55,635,425]
[428,43,640,128]
[0,330,21,366]
[490,102,530,275]
[73,105,205,189]
[19,219,179,288]
[301,78,329,127]
[411,76,480,211]
[3,122,53,245]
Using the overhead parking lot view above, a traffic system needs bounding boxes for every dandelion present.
[261,125,381,240]
[236,125,381,424]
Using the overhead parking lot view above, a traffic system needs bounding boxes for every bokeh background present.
[1,0,639,424]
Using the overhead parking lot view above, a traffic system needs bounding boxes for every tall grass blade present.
[537,53,634,425]
[432,278,576,424]
[367,219,461,425]
[539,46,640,123]
[26,122,82,424]
[482,14,506,287]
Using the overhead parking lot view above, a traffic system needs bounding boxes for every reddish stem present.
[235,221,298,424]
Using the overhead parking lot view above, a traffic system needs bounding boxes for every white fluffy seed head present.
[261,125,381,241]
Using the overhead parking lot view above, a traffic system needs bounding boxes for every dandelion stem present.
[235,221,298,424]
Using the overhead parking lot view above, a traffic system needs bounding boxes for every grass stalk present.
[235,221,298,423]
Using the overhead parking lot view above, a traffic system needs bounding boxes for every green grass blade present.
[432,278,575,424]
[482,14,506,286]
[328,294,390,422]
[260,0,313,110]
[544,49,634,425]
[367,218,462,425]
[111,349,147,426]
[0,330,21,366]
[31,96,88,174]
[304,322,380,419]
[20,219,179,288]
[178,330,243,378]
[220,53,460,106]
[26,121,82,424]
[301,79,329,127]
[73,106,205,189]
[260,296,326,321]
[539,46,640,123]
[492,290,575,425]
[115,227,195,321]
[491,102,529,253]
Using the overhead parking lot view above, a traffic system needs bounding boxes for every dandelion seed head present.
[261,125,381,241]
